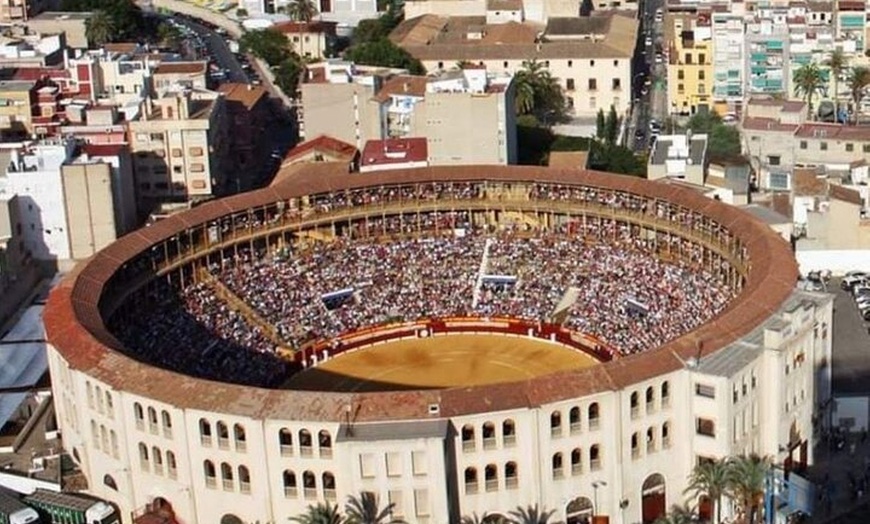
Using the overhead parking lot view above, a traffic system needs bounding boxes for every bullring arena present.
[44,164,831,524]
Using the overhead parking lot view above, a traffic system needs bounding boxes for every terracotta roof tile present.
[373,75,428,102]
[283,134,359,164]
[830,184,863,206]
[217,82,269,110]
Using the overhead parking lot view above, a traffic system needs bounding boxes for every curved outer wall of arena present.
[44,165,832,524]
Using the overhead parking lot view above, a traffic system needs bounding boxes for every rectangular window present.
[389,491,404,518]
[414,489,430,517]
[698,70,705,80]
[149,133,163,141]
[800,141,808,149]
[820,142,828,151]
[190,146,204,156]
[864,144,870,153]
[588,78,597,90]
[678,70,685,80]
[699,53,706,64]
[566,78,575,91]
[696,417,716,437]
[685,53,693,64]
[412,451,427,476]
[171,148,183,158]
[769,172,790,190]
[695,383,715,398]
[190,163,205,173]
[386,452,402,478]
[846,143,854,152]
[678,84,685,93]
[173,165,183,174]
[612,78,621,90]
[768,155,781,166]
[359,453,375,478]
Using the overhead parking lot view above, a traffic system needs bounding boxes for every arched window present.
[482,422,496,449]
[569,406,581,434]
[90,420,98,448]
[302,470,317,499]
[571,448,583,475]
[461,424,475,452]
[319,430,332,458]
[153,447,163,474]
[322,472,336,500]
[147,407,158,433]
[199,418,212,446]
[167,451,177,478]
[283,470,298,497]
[504,461,518,489]
[464,467,478,494]
[646,386,655,413]
[95,386,103,412]
[221,462,234,490]
[238,465,251,493]
[502,419,516,446]
[550,410,562,437]
[110,430,118,459]
[647,426,656,453]
[100,425,108,452]
[552,452,564,479]
[161,410,172,437]
[631,432,640,459]
[103,474,118,491]
[299,429,313,457]
[217,421,229,449]
[662,421,671,449]
[588,403,600,430]
[661,381,671,408]
[105,392,113,418]
[590,444,601,470]
[234,424,247,452]
[279,428,293,456]
[138,442,149,471]
[204,460,216,488]
[134,402,144,427]
[630,391,640,418]
[484,464,498,492]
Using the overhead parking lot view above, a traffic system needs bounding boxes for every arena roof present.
[44,165,799,422]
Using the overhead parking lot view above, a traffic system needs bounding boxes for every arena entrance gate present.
[641,473,666,524]
[566,496,594,524]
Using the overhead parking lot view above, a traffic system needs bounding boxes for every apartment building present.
[153,62,208,92]
[272,21,338,60]
[217,83,272,182]
[666,13,713,116]
[391,11,637,118]
[127,88,228,204]
[710,11,746,114]
[0,139,136,261]
[0,0,53,24]
[242,0,377,26]
[0,80,35,139]
[69,49,153,106]
[744,10,791,97]
[647,132,708,185]
[0,31,66,67]
[301,62,517,164]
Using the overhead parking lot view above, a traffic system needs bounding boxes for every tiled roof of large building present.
[45,164,798,422]
[218,82,268,109]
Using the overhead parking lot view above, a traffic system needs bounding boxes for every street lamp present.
[592,480,607,516]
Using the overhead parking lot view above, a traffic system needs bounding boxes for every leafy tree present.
[848,66,870,124]
[507,504,557,524]
[685,111,722,134]
[708,125,741,159]
[653,504,697,524]
[513,59,567,124]
[793,63,826,119]
[685,458,729,524]
[85,10,114,48]
[595,109,606,141]
[353,6,400,43]
[290,503,345,524]
[726,454,771,524]
[344,39,424,74]
[274,57,304,97]
[605,105,620,145]
[157,21,182,49]
[240,29,292,66]
[588,142,646,177]
[344,492,404,524]
[63,0,142,41]
[824,48,848,116]
[286,0,318,22]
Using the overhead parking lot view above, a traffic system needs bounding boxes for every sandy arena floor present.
[285,334,600,392]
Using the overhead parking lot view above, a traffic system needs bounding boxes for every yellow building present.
[666,12,714,116]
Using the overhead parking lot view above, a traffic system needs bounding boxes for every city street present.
[170,15,248,83]
[628,0,667,151]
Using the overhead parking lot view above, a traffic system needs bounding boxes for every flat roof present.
[45,164,798,422]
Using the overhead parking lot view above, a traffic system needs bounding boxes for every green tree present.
[595,109,606,140]
[708,125,741,159]
[64,0,142,41]
[344,492,404,524]
[85,10,114,47]
[653,504,696,524]
[588,142,646,177]
[685,458,729,524]
[344,39,424,74]
[848,66,870,124]
[353,6,400,43]
[726,454,771,524]
[685,110,723,133]
[507,504,558,524]
[157,22,182,49]
[286,0,318,21]
[513,59,567,124]
[793,63,826,119]
[605,105,620,145]
[290,503,345,524]
[240,29,292,66]
[825,48,848,117]
[274,57,304,97]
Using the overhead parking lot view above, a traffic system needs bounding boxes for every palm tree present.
[460,513,490,524]
[286,0,319,22]
[685,458,729,524]
[848,66,870,124]
[793,63,826,120]
[507,504,559,524]
[825,48,848,119]
[290,503,345,524]
[344,492,404,524]
[654,504,696,524]
[513,59,565,123]
[726,454,771,524]
[85,10,115,48]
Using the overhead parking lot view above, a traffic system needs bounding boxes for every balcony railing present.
[300,446,313,458]
[662,396,671,409]
[148,422,158,435]
[168,467,177,480]
[285,486,298,498]
[218,437,230,450]
[163,427,172,439]
[506,476,518,490]
[236,441,247,453]
[465,482,479,495]
[663,436,671,449]
[135,419,145,431]
[570,422,582,435]
[591,458,601,471]
[572,463,582,475]
[140,460,149,472]
[240,481,251,494]
[485,479,498,492]
[462,440,475,452]
[503,434,516,447]
[646,401,655,414]
[324,488,336,501]
[223,479,234,491]
[647,441,656,454]
[206,477,217,489]
[551,426,562,438]
[201,435,212,447]
[553,469,565,480]
[631,406,640,419]
[483,437,497,450]
[280,444,293,457]
[304,488,317,500]
[589,418,600,430]
[632,448,641,460]
[320,447,332,459]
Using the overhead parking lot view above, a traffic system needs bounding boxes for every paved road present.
[628,0,663,151]
[173,15,248,83]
